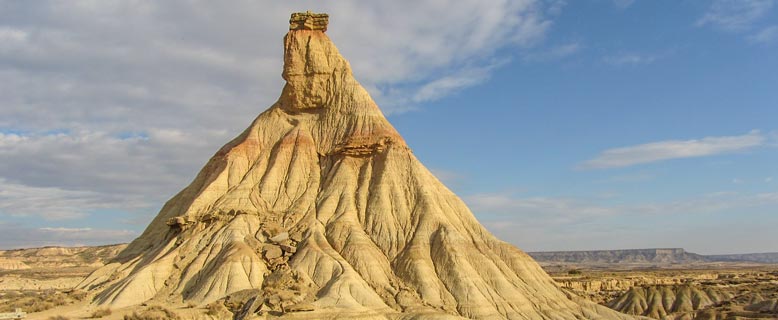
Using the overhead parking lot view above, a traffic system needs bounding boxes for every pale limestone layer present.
[78,14,640,319]
[0,258,30,271]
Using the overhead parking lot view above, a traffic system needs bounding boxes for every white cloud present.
[696,0,775,31]
[599,172,656,183]
[604,53,658,66]
[466,193,620,225]
[0,27,28,42]
[0,178,149,220]
[546,1,567,16]
[0,225,136,249]
[580,131,765,169]
[549,42,583,57]
[0,129,222,223]
[0,130,212,197]
[412,62,504,103]
[469,190,778,252]
[748,25,778,43]
[0,1,557,226]
[522,42,582,62]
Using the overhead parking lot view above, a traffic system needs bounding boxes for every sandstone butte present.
[76,12,641,319]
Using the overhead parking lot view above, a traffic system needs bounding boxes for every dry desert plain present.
[2,245,778,319]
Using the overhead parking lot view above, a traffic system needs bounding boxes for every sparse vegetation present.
[0,290,76,313]
[47,317,69,320]
[567,269,583,275]
[68,289,88,301]
[123,305,180,320]
[205,300,231,317]
[90,307,112,318]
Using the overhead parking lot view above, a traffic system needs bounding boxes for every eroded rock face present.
[608,285,732,319]
[0,258,30,271]
[77,12,639,319]
[607,282,778,320]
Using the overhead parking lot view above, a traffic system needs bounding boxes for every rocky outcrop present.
[289,11,328,31]
[745,298,778,313]
[607,285,732,319]
[77,12,640,319]
[606,279,778,320]
[555,273,722,303]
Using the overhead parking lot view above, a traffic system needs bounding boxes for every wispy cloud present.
[696,0,775,31]
[0,178,149,220]
[0,130,211,199]
[603,52,662,66]
[469,190,778,251]
[466,193,620,225]
[0,225,136,249]
[0,2,561,235]
[523,42,582,62]
[748,25,778,43]
[599,172,656,183]
[580,130,766,169]
[412,61,506,103]
[468,190,778,226]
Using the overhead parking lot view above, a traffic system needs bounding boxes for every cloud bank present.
[580,131,766,169]
[0,0,555,247]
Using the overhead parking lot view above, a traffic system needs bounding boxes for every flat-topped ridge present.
[529,248,707,264]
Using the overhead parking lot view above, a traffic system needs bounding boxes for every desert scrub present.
[205,301,230,317]
[90,308,112,318]
[68,289,88,301]
[48,317,69,320]
[0,290,74,313]
[123,305,180,320]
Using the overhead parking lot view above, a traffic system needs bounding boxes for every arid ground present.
[2,245,777,319]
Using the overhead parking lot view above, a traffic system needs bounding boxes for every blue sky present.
[1,1,776,253]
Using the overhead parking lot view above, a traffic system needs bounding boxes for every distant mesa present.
[0,244,126,269]
[529,248,778,266]
[529,248,707,265]
[705,252,778,264]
